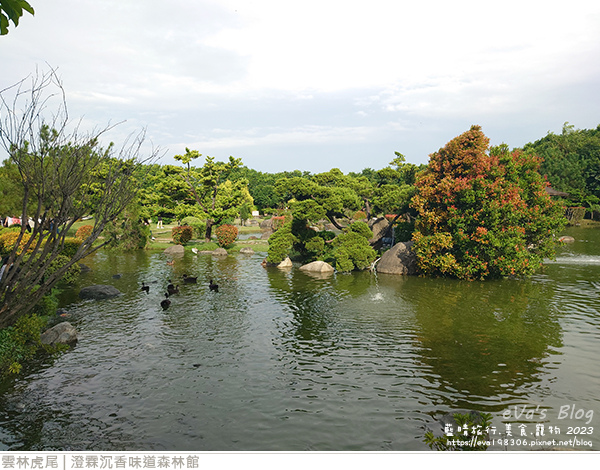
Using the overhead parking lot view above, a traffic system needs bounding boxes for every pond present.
[0,227,599,451]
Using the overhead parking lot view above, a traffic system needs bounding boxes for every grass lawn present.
[63,219,268,253]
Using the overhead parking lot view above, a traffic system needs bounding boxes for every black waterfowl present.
[160,293,171,310]
[167,284,180,295]
[183,274,197,284]
[209,280,219,292]
[167,279,175,290]
[141,282,150,293]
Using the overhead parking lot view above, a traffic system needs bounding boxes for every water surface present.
[1,228,598,451]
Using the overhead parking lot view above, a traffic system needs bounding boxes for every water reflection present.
[1,229,599,450]
[407,277,563,409]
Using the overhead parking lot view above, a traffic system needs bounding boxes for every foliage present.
[239,203,251,225]
[271,216,286,231]
[565,206,586,225]
[31,288,59,317]
[424,412,493,451]
[0,313,46,377]
[180,216,205,238]
[266,221,297,264]
[0,0,34,35]
[353,210,367,220]
[61,237,82,257]
[45,254,81,285]
[174,149,251,241]
[328,223,377,272]
[0,230,31,256]
[524,123,600,209]
[104,204,151,251]
[411,126,566,280]
[171,225,193,245]
[75,224,94,241]
[215,224,238,248]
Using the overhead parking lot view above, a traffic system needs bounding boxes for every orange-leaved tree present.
[411,125,566,280]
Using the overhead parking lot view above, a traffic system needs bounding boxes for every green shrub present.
[0,314,47,376]
[267,221,297,264]
[215,224,238,248]
[172,225,193,245]
[32,289,60,317]
[181,216,206,238]
[62,237,82,257]
[353,210,367,220]
[329,231,377,272]
[46,254,81,285]
[348,220,373,239]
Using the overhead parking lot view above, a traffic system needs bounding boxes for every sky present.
[2,0,600,173]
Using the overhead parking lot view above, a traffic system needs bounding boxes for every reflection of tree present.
[409,277,563,407]
[265,268,342,350]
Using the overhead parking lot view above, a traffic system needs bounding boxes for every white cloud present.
[2,0,600,172]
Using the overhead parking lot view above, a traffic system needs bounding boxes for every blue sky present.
[2,0,600,173]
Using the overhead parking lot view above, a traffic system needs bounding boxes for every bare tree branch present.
[0,68,160,327]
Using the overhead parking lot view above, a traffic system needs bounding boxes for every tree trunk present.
[204,219,214,242]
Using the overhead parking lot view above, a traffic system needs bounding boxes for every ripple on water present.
[1,239,600,451]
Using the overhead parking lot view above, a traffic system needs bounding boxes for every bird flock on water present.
[140,274,219,310]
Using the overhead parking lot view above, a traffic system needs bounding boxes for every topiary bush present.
[215,224,238,248]
[75,224,94,241]
[329,230,377,272]
[172,225,193,245]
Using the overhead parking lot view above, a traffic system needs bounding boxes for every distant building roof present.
[546,186,569,197]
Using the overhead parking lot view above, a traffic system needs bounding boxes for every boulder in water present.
[40,322,78,346]
[164,245,185,255]
[79,284,122,300]
[377,241,417,275]
[299,261,334,273]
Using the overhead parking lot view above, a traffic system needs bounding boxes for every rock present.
[40,322,78,346]
[261,230,273,240]
[299,260,335,273]
[261,256,292,268]
[78,263,91,273]
[558,236,575,243]
[79,284,122,300]
[259,219,273,230]
[164,245,185,255]
[240,247,254,254]
[212,248,228,256]
[369,217,392,249]
[112,273,122,279]
[377,241,417,275]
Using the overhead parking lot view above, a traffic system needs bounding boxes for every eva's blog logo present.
[558,404,594,424]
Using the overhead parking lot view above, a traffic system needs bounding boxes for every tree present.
[174,148,250,242]
[0,70,157,328]
[266,170,376,271]
[0,0,34,35]
[524,122,600,210]
[411,125,566,280]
